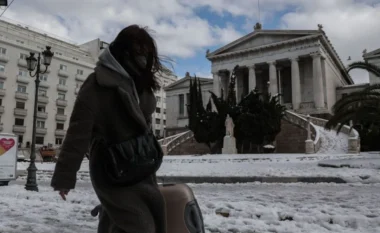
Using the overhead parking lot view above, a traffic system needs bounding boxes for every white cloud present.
[2,0,242,59]
[2,0,378,84]
[178,0,380,83]
[279,0,380,83]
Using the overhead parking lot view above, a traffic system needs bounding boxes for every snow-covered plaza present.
[1,182,380,233]
[0,152,379,233]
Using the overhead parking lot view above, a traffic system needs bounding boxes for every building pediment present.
[164,76,212,91]
[208,30,321,58]
[363,48,380,59]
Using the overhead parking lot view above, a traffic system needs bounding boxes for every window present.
[58,93,65,100]
[60,64,67,70]
[179,94,184,115]
[163,120,166,125]
[17,85,27,93]
[40,74,48,82]
[76,82,83,88]
[156,107,161,113]
[57,108,65,115]
[38,89,47,96]
[36,136,44,145]
[18,135,23,144]
[156,96,161,102]
[59,78,66,85]
[0,81,4,89]
[77,69,83,75]
[16,39,24,44]
[20,53,28,60]
[18,70,28,76]
[186,93,190,114]
[164,109,166,115]
[55,138,63,145]
[0,64,5,72]
[37,121,45,128]
[15,118,24,126]
[56,123,64,130]
[156,118,160,124]
[155,130,161,136]
[37,105,45,112]
[0,47,6,55]
[16,101,25,109]
[0,99,2,106]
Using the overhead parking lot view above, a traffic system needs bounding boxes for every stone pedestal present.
[347,137,359,154]
[305,139,314,154]
[222,136,237,154]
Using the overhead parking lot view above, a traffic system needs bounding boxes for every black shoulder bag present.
[96,89,163,186]
[103,129,163,186]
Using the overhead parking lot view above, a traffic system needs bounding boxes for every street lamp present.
[25,46,54,192]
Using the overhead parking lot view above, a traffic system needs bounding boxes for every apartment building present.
[0,18,174,145]
[152,72,177,138]
[0,18,106,147]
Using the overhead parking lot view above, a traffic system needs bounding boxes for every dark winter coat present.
[51,47,166,233]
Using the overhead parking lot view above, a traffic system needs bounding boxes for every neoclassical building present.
[206,24,354,116]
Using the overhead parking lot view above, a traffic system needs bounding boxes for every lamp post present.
[25,46,54,192]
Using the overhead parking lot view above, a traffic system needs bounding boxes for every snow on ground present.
[319,154,380,169]
[17,153,380,184]
[314,125,349,154]
[1,183,380,233]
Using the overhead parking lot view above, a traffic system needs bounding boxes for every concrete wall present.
[166,80,213,131]
[336,83,370,100]
[324,57,341,111]
[368,57,380,84]
[168,137,210,155]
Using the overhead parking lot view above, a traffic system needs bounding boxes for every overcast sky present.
[3,0,380,83]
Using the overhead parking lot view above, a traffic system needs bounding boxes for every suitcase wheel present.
[184,200,205,233]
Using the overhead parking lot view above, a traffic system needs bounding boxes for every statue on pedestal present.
[222,114,237,154]
[225,114,234,137]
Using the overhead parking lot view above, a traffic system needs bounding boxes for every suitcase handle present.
[185,200,205,233]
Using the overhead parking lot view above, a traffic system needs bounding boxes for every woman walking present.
[51,25,167,233]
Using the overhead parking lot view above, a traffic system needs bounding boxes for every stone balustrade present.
[285,110,321,153]
[299,114,360,154]
[160,130,194,155]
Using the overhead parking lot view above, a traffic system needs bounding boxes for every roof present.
[164,74,212,91]
[206,28,353,84]
[207,30,321,58]
[363,48,380,59]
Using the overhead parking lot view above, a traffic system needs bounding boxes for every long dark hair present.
[109,25,168,92]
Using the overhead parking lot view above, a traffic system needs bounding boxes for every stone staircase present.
[159,111,360,155]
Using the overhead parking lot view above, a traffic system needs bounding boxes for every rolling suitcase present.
[159,183,205,233]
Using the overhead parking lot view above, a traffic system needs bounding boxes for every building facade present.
[152,72,177,138]
[206,24,354,116]
[164,72,213,136]
[363,48,380,84]
[0,18,174,146]
[0,19,107,147]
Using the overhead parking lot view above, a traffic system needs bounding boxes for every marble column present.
[312,52,325,108]
[212,71,220,97]
[248,65,256,91]
[291,57,301,109]
[268,61,278,95]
